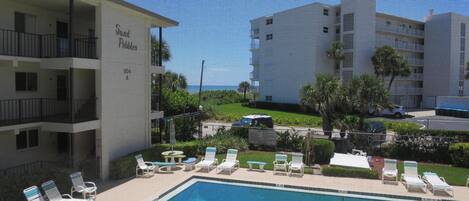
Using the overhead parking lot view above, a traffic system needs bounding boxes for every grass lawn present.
[213,103,322,127]
[213,103,421,130]
[397,162,469,186]
[216,150,469,186]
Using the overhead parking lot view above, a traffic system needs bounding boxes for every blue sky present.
[129,0,469,85]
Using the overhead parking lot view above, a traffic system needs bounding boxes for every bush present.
[109,141,200,180]
[161,88,198,116]
[312,139,335,164]
[322,166,379,179]
[198,131,249,154]
[276,130,304,152]
[449,143,469,168]
[0,167,73,201]
[250,101,316,114]
[198,90,245,105]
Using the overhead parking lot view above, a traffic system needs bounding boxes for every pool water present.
[159,179,412,201]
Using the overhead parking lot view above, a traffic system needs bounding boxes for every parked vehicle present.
[232,115,274,128]
[370,105,406,118]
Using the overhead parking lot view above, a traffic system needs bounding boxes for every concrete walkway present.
[97,168,466,201]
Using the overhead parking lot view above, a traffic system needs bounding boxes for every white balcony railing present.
[250,28,260,38]
[389,87,423,95]
[376,40,424,52]
[376,24,424,37]
[404,58,424,66]
[386,73,423,81]
[250,57,259,65]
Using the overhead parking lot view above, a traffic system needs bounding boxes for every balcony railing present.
[389,87,423,95]
[376,40,424,52]
[0,98,97,127]
[151,94,160,111]
[376,24,424,37]
[250,28,260,38]
[0,29,97,59]
[404,58,424,66]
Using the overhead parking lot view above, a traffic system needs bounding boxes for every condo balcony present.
[404,58,424,66]
[250,28,260,38]
[335,16,341,24]
[376,23,424,38]
[0,29,97,59]
[376,40,424,52]
[250,70,259,81]
[0,98,97,127]
[389,87,423,95]
[250,57,259,66]
[385,73,423,81]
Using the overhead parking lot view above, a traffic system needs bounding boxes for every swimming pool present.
[157,178,416,201]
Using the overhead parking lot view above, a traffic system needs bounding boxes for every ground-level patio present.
[97,168,467,201]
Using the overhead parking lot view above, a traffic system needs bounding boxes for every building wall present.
[97,0,151,179]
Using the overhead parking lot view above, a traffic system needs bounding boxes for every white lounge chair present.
[382,159,398,183]
[70,172,97,200]
[423,172,454,197]
[400,161,426,192]
[135,154,157,177]
[289,153,305,176]
[352,149,367,156]
[23,186,44,201]
[217,149,239,174]
[42,180,91,201]
[273,153,288,174]
[196,147,218,172]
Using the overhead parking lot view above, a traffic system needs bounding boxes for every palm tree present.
[326,41,345,75]
[238,81,251,100]
[349,74,391,130]
[301,75,342,139]
[151,35,171,64]
[466,63,469,80]
[371,46,411,90]
[163,71,188,91]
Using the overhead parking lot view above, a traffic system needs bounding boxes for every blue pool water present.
[163,180,406,201]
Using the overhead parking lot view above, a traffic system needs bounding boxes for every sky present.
[129,0,469,86]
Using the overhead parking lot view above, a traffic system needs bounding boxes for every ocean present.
[187,85,238,93]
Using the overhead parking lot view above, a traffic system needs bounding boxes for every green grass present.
[213,103,322,127]
[397,162,469,186]
[212,103,421,130]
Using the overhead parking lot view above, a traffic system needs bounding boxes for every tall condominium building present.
[0,0,177,180]
[249,0,469,108]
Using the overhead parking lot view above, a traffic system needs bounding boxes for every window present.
[266,18,273,25]
[323,27,329,33]
[323,9,329,16]
[343,53,353,68]
[343,13,354,32]
[15,12,36,33]
[265,96,272,102]
[266,34,273,40]
[386,21,391,26]
[460,52,465,65]
[343,34,354,49]
[15,72,37,91]
[16,129,39,150]
[461,23,466,37]
[461,38,465,51]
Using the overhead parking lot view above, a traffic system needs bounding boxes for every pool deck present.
[97,168,467,201]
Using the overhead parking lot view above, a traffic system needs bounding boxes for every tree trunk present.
[243,89,246,100]
[387,74,396,90]
[322,117,333,139]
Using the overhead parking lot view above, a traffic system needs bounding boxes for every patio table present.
[161,150,184,164]
[247,161,267,171]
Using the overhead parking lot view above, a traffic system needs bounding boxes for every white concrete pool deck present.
[97,168,467,201]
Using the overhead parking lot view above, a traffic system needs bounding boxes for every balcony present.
[151,94,160,112]
[389,87,423,95]
[250,57,259,66]
[0,98,97,127]
[376,24,424,38]
[335,16,341,24]
[376,40,424,52]
[250,28,260,38]
[250,71,259,81]
[0,29,97,59]
[405,58,424,66]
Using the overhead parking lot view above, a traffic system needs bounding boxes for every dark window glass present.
[265,96,272,101]
[461,23,466,37]
[16,131,28,149]
[27,73,37,91]
[15,72,27,91]
[343,13,354,32]
[266,34,273,40]
[323,9,329,16]
[14,12,25,33]
[28,129,39,147]
[323,27,329,33]
[266,18,273,25]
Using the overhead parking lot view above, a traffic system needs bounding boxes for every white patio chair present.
[135,154,157,177]
[23,186,44,201]
[382,159,398,183]
[42,180,91,201]
[289,152,304,176]
[70,172,97,199]
[273,153,288,174]
[217,149,239,174]
[423,172,454,197]
[196,147,218,172]
[400,161,426,192]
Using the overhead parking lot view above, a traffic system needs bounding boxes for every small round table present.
[161,150,184,164]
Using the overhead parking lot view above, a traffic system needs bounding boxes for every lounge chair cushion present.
[197,160,215,167]
[404,176,425,185]
[383,169,398,177]
[183,157,197,164]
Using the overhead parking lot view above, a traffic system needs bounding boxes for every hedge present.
[249,101,316,114]
[322,166,379,179]
[312,139,335,164]
[449,143,469,168]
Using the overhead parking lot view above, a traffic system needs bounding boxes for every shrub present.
[311,139,335,164]
[109,141,200,180]
[161,88,198,116]
[198,131,249,154]
[0,167,73,201]
[449,143,469,168]
[251,101,316,113]
[198,90,245,105]
[276,130,304,152]
[322,166,379,179]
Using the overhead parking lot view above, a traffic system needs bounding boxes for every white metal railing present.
[387,73,423,81]
[376,40,424,52]
[376,24,424,37]
[250,28,260,38]
[250,42,260,50]
[404,58,424,66]
[335,16,341,24]
[250,57,259,65]
[390,87,423,95]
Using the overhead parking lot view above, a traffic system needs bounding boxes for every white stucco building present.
[0,0,177,180]
[250,0,469,108]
